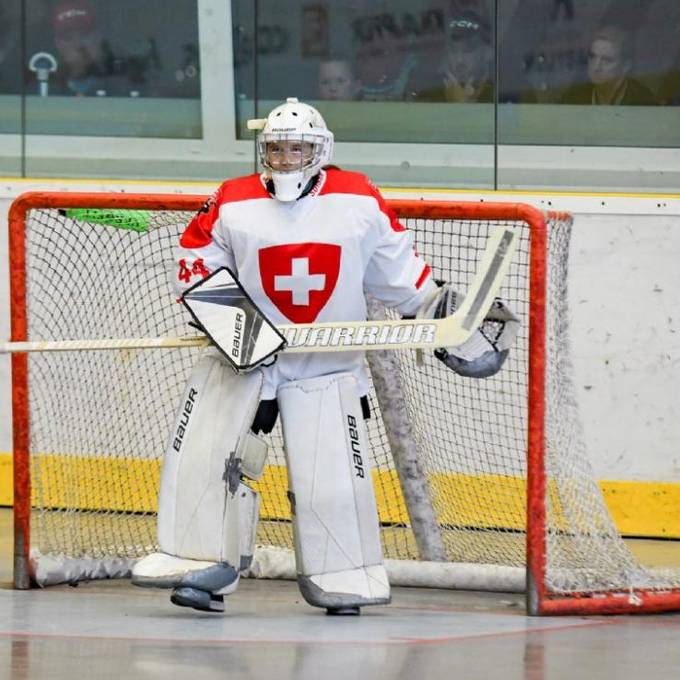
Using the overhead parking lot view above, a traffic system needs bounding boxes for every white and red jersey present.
[175,168,435,398]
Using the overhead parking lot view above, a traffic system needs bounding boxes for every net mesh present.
[16,204,680,595]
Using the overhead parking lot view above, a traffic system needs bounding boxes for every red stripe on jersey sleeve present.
[320,168,406,232]
[179,174,269,248]
[415,263,431,290]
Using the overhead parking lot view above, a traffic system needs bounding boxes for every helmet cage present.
[258,132,332,175]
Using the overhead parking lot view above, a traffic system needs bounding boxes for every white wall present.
[568,213,679,480]
[1,181,678,482]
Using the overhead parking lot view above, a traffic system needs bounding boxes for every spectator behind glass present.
[317,58,362,101]
[354,27,416,101]
[411,15,493,103]
[560,25,656,105]
[44,0,142,97]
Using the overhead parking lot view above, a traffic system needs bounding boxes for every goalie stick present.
[1,226,517,362]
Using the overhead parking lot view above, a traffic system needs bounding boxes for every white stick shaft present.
[1,320,442,354]
[2,336,210,353]
[2,226,517,355]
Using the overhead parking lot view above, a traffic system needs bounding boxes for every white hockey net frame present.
[8,191,680,615]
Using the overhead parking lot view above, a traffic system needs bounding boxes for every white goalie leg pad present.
[132,352,265,593]
[278,372,390,609]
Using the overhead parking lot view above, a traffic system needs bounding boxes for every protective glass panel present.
[22,0,202,139]
[2,1,679,186]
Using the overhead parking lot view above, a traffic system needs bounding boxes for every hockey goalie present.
[131,97,519,614]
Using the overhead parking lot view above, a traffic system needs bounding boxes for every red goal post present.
[7,191,680,615]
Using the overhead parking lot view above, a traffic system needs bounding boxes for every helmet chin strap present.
[266,174,320,201]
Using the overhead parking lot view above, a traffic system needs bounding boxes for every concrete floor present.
[2,509,680,680]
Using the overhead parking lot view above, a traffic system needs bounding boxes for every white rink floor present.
[2,509,680,680]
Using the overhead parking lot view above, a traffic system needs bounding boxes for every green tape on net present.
[62,208,151,232]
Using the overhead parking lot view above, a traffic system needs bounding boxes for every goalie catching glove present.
[418,284,520,378]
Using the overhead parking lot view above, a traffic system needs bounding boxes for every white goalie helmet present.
[249,97,334,202]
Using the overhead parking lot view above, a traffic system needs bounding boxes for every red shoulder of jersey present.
[179,174,269,248]
[319,168,406,232]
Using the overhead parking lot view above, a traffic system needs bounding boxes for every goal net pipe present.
[9,190,679,615]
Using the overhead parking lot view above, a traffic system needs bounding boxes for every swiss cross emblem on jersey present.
[259,243,341,323]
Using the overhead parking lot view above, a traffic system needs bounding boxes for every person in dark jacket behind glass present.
[560,25,656,106]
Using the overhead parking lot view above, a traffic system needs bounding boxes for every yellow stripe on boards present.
[31,455,161,514]
[0,453,11,506]
[0,451,678,538]
[601,480,680,539]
